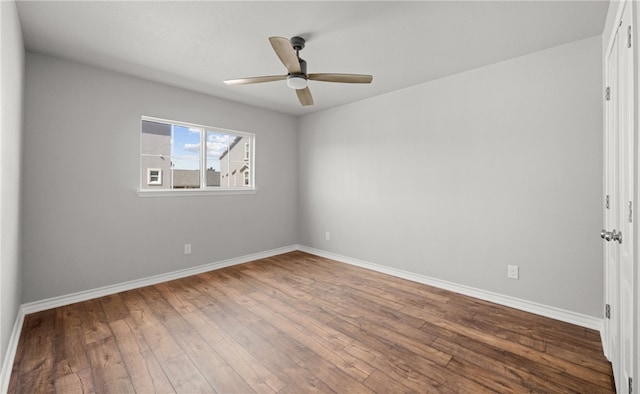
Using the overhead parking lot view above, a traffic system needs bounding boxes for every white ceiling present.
[16,1,609,116]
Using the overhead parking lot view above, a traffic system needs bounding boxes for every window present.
[243,169,250,186]
[147,168,162,185]
[140,117,254,193]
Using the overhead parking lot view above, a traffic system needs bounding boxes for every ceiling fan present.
[224,36,373,106]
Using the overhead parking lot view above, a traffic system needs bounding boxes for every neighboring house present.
[140,120,172,190]
[219,135,251,188]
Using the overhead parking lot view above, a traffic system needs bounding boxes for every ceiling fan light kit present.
[224,36,373,106]
[286,75,308,90]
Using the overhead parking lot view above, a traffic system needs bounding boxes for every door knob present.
[612,229,623,244]
[601,229,623,243]
[601,229,614,241]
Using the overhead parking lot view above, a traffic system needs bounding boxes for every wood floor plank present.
[445,356,531,393]
[199,303,278,362]
[473,304,603,348]
[543,341,613,374]
[55,304,92,377]
[431,331,611,393]
[237,268,337,324]
[144,286,258,393]
[428,316,613,389]
[362,369,418,394]
[8,251,615,393]
[108,319,175,393]
[181,308,285,393]
[209,270,376,383]
[160,353,213,393]
[464,311,548,352]
[431,335,571,393]
[249,267,442,350]
[330,316,492,393]
[98,293,129,323]
[118,290,184,363]
[16,310,56,394]
[325,287,428,329]
[54,367,95,394]
[85,336,135,393]
[155,281,200,314]
[174,280,339,393]
[245,320,338,393]
[340,315,451,367]
[242,263,429,333]
[80,300,112,345]
[277,255,452,308]
[343,337,446,393]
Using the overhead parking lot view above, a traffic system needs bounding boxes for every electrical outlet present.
[325,231,330,241]
[184,243,192,255]
[507,265,519,279]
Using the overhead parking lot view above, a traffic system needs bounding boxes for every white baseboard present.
[0,244,297,392]
[297,245,604,332]
[1,243,606,393]
[0,306,25,394]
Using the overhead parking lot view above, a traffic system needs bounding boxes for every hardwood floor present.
[9,251,614,393]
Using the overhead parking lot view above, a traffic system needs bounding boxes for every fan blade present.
[224,75,287,85]
[308,73,373,84]
[269,37,301,74]
[296,87,314,106]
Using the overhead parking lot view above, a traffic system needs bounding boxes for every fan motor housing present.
[290,36,306,51]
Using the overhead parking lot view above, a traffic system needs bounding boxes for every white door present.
[616,3,634,392]
[604,21,620,385]
[604,2,635,393]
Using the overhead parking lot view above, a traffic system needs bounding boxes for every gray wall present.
[22,53,298,302]
[298,36,603,317]
[0,0,24,372]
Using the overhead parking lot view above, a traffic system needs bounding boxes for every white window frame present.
[147,168,162,185]
[139,116,256,197]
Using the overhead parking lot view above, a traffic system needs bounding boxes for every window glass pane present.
[221,135,251,187]
[206,131,230,187]
[208,133,252,189]
[171,125,201,189]
[141,120,171,190]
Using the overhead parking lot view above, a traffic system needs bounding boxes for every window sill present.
[137,189,257,198]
